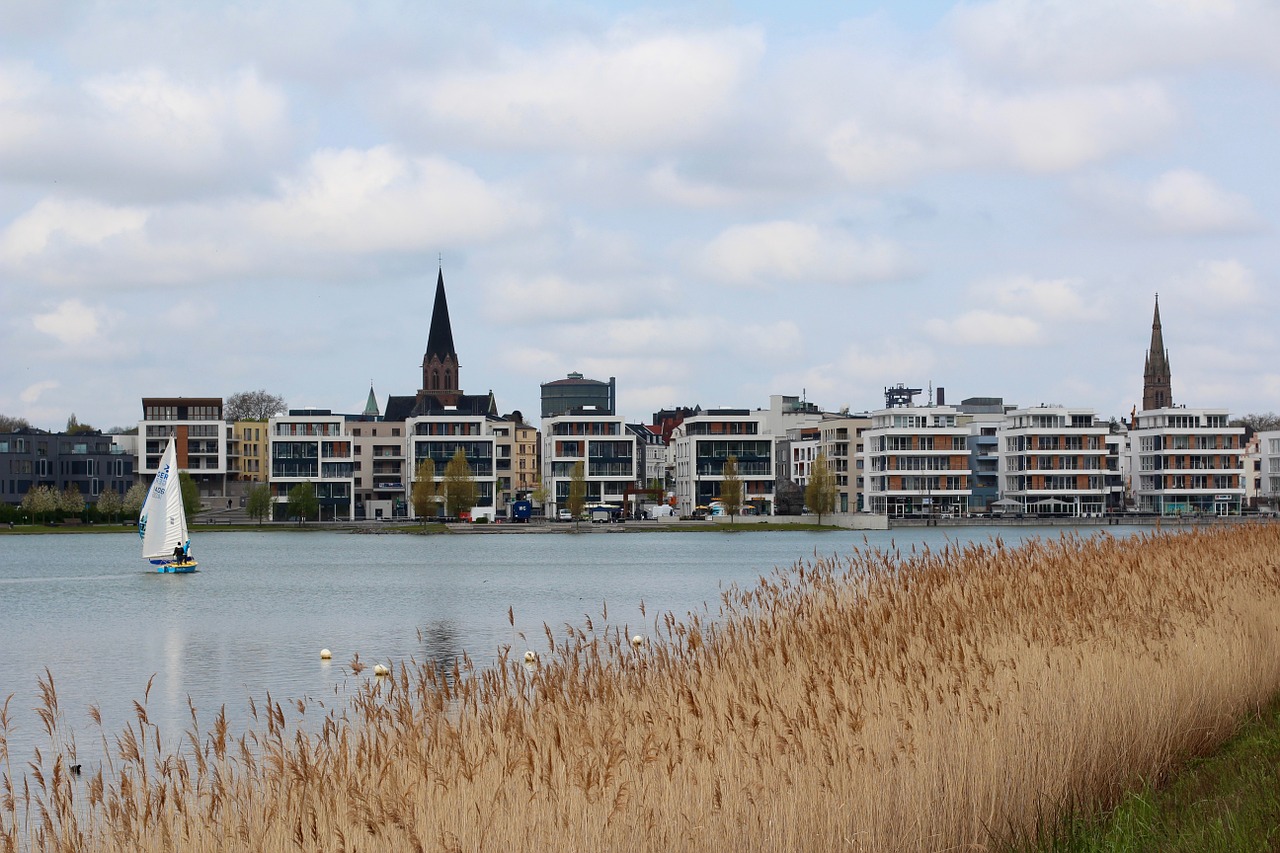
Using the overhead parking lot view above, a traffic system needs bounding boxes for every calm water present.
[0,525,1103,769]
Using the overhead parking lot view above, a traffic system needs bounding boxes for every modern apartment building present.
[228,420,269,482]
[138,397,229,498]
[862,405,971,516]
[1257,430,1280,507]
[541,412,639,517]
[407,411,499,518]
[349,416,407,520]
[996,406,1110,516]
[0,428,135,506]
[267,410,354,520]
[817,413,871,513]
[1129,407,1245,514]
[671,408,774,516]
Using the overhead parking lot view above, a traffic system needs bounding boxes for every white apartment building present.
[139,397,230,499]
[541,412,638,517]
[862,405,971,517]
[672,409,774,516]
[268,410,355,521]
[1129,407,1244,515]
[407,412,499,519]
[1257,430,1280,506]
[997,406,1110,516]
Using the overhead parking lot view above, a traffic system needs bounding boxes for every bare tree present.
[442,449,477,520]
[412,459,438,525]
[805,450,837,525]
[719,455,743,523]
[225,390,287,421]
[567,461,587,528]
[0,415,33,432]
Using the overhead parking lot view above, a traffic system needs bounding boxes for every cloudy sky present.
[2,0,1277,431]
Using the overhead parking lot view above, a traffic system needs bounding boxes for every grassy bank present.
[3,525,1280,851]
[1020,692,1280,851]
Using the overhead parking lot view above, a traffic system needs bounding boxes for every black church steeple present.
[421,267,460,400]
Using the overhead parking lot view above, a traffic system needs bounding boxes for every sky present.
[2,0,1278,431]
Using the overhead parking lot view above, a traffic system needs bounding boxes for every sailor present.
[173,544,185,563]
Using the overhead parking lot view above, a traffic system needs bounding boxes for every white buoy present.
[524,650,537,664]
[631,635,645,649]
[320,648,332,660]
[373,664,390,677]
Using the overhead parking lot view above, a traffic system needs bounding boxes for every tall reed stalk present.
[3,525,1280,851]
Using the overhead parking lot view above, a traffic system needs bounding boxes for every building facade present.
[862,405,971,516]
[996,406,1110,516]
[138,397,229,499]
[672,409,774,516]
[541,412,639,517]
[0,429,135,507]
[267,410,355,521]
[1129,408,1244,514]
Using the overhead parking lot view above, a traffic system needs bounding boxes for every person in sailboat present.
[173,544,185,564]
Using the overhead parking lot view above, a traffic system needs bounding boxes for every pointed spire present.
[1142,293,1173,410]
[363,384,380,417]
[425,267,456,362]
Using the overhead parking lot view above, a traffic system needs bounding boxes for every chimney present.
[936,387,946,406]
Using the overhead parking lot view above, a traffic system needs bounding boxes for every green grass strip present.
[1024,693,1280,852]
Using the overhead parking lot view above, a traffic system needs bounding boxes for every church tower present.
[1142,295,1173,410]
[420,268,461,405]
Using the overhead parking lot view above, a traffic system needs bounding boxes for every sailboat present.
[139,439,197,573]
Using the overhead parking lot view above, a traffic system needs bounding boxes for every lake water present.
[0,525,1111,770]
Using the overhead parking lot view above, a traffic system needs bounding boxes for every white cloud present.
[949,0,1280,82]
[697,220,912,286]
[32,299,102,346]
[973,275,1099,321]
[1143,170,1258,234]
[825,70,1175,182]
[0,65,291,201]
[646,162,748,208]
[19,379,59,404]
[0,146,536,286]
[251,146,537,253]
[0,199,148,267]
[397,27,764,152]
[1167,259,1260,311]
[924,310,1041,346]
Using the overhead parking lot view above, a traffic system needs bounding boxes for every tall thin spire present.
[421,266,461,399]
[363,384,380,417]
[424,267,457,362]
[1143,293,1172,410]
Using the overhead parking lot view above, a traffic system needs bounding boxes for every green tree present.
[805,450,837,525]
[59,484,86,520]
[246,483,272,525]
[123,482,148,520]
[412,458,438,525]
[442,449,476,520]
[178,471,201,519]
[287,481,318,525]
[719,455,743,523]
[567,460,587,527]
[95,487,123,523]
[65,414,97,435]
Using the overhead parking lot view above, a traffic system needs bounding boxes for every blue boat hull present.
[155,560,198,574]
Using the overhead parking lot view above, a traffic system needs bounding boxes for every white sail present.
[140,439,190,562]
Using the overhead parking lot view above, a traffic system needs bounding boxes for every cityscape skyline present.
[2,1,1277,431]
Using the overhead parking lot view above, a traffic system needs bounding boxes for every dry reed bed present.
[4,524,1280,852]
